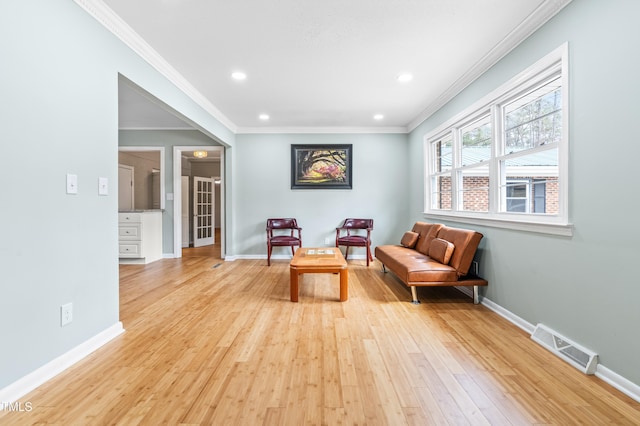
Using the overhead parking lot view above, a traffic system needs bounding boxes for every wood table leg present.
[339,269,348,301]
[290,267,299,302]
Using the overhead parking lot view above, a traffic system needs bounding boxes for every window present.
[459,115,491,212]
[424,44,570,236]
[430,134,453,210]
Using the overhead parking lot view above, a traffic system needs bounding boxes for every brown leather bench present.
[374,222,487,304]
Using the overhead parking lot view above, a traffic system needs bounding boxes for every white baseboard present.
[0,322,124,403]
[480,297,639,403]
[480,297,535,334]
[596,364,640,403]
[223,251,366,263]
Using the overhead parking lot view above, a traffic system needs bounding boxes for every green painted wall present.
[407,0,640,385]
[233,133,409,257]
[0,0,232,388]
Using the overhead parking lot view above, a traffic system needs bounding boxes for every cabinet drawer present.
[119,242,142,257]
[119,224,142,240]
[119,213,142,223]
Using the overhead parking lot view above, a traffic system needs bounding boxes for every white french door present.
[193,177,214,247]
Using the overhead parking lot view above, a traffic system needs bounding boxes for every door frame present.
[181,176,190,248]
[173,146,225,258]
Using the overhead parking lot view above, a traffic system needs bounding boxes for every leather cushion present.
[435,227,483,275]
[400,231,419,248]
[374,244,458,283]
[428,238,455,264]
[412,222,443,255]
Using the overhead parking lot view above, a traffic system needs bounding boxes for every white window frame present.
[424,44,572,236]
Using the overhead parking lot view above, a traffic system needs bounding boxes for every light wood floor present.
[3,247,640,425]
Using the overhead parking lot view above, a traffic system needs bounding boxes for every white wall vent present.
[531,324,598,375]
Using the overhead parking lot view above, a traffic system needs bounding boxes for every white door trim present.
[181,176,189,248]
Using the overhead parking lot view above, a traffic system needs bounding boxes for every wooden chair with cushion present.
[335,218,374,266]
[266,218,302,266]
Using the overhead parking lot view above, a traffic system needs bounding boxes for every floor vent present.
[531,324,598,375]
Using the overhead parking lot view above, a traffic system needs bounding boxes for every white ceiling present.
[104,0,569,133]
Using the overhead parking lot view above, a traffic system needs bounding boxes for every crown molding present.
[236,126,408,134]
[74,0,237,134]
[407,0,573,132]
[75,0,572,137]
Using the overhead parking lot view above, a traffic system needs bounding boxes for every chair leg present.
[267,245,272,266]
[344,246,349,260]
[366,244,372,266]
[291,246,295,257]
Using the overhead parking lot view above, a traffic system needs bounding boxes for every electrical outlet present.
[61,303,73,326]
[324,237,332,245]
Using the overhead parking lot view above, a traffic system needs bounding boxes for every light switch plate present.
[66,174,78,194]
[98,177,108,195]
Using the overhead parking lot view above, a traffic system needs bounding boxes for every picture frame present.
[291,144,352,189]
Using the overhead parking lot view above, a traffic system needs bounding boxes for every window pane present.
[506,180,529,212]
[461,115,491,166]
[433,135,452,172]
[506,182,527,198]
[430,175,451,210]
[504,78,561,153]
[501,149,558,214]
[458,164,489,212]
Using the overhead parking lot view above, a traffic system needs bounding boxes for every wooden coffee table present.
[289,247,348,302]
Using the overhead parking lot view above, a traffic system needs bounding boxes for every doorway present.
[118,164,134,211]
[173,146,225,259]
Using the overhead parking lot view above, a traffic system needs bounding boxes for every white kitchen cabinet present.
[118,211,163,264]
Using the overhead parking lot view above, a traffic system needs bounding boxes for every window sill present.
[423,212,573,237]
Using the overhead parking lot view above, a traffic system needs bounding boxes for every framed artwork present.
[291,144,352,189]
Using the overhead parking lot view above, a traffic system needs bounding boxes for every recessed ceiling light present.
[373,114,384,120]
[259,114,270,121]
[397,73,413,83]
[231,71,247,81]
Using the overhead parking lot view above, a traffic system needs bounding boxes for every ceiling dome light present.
[259,114,270,121]
[231,71,247,80]
[373,114,384,120]
[397,72,413,83]
[193,150,208,159]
